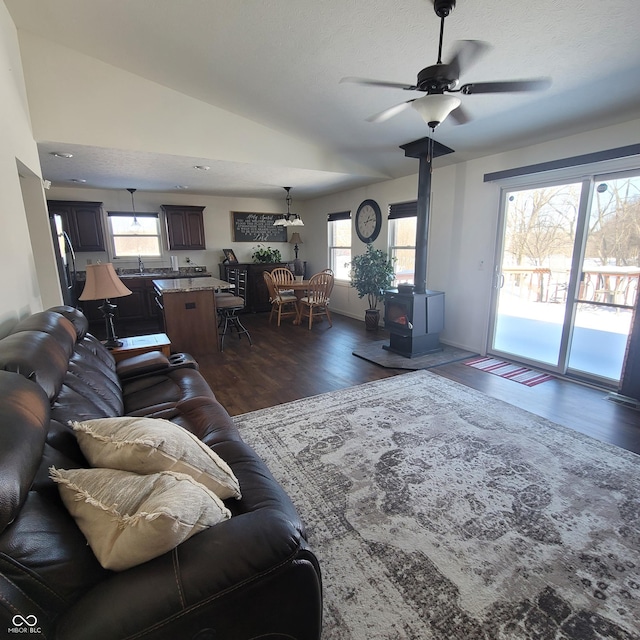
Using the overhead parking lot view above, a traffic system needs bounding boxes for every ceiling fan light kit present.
[412,94,462,129]
[342,0,550,128]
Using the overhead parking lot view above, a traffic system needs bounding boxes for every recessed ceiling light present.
[175,185,189,189]
[69,178,86,183]
[193,165,210,171]
[50,152,73,159]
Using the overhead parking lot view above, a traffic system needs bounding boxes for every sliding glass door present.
[568,174,640,380]
[489,170,640,386]
[491,181,584,368]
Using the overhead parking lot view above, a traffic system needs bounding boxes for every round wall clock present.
[355,199,382,244]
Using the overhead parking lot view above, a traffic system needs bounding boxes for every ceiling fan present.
[341,0,551,129]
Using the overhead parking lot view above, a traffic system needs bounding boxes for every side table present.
[107,333,172,363]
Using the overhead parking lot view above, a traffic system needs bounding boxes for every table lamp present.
[289,232,303,259]
[289,232,304,277]
[79,263,132,348]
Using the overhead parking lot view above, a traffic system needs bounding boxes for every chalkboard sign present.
[232,212,287,242]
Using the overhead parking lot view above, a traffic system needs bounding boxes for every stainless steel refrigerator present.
[49,214,77,307]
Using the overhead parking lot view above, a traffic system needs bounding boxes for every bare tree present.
[587,179,640,266]
[505,184,579,267]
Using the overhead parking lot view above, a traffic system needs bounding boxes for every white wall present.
[0,2,55,335]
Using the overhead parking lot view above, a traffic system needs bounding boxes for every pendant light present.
[273,187,304,226]
[127,188,142,233]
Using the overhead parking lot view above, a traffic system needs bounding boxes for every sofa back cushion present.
[54,337,125,421]
[0,308,125,420]
[0,371,108,634]
[47,305,90,340]
[0,371,48,530]
[0,330,73,400]
[9,310,79,343]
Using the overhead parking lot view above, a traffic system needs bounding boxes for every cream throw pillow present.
[50,467,231,571]
[71,416,241,500]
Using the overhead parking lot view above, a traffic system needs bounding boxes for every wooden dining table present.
[280,280,310,325]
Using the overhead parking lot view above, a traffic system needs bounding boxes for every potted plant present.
[349,244,395,330]
[251,245,282,264]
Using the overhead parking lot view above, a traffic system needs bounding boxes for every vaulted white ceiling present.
[6,0,640,198]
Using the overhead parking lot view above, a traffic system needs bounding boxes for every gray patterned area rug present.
[233,370,640,640]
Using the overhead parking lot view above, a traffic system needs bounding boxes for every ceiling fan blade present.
[459,78,552,94]
[447,40,491,80]
[340,76,417,91]
[367,100,414,123]
[449,104,471,125]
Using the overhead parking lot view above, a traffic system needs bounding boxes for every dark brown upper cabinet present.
[48,201,106,252]
[162,205,206,250]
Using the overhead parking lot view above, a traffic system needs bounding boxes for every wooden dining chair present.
[298,271,334,330]
[270,267,295,292]
[263,271,298,326]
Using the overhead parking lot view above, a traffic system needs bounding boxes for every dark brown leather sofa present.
[0,306,322,640]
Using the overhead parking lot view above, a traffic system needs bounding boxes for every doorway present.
[489,170,640,386]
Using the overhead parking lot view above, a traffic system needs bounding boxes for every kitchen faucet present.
[138,255,145,274]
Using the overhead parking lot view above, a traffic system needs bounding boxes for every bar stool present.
[215,294,252,351]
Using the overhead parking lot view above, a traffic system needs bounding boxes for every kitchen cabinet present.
[47,201,105,252]
[75,277,161,332]
[112,278,148,322]
[219,262,298,313]
[162,205,206,250]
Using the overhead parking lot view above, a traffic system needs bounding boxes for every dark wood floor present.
[187,312,640,455]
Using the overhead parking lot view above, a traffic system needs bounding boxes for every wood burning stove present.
[383,289,444,357]
[381,135,452,358]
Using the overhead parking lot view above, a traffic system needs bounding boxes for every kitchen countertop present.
[77,269,210,281]
[152,276,232,293]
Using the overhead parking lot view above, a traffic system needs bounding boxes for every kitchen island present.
[153,276,232,355]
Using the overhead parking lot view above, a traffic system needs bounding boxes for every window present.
[108,212,162,259]
[328,211,351,280]
[388,201,417,285]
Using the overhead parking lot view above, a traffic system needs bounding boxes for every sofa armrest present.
[116,352,199,381]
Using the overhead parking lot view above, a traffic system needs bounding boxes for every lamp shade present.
[289,232,303,245]
[411,94,461,129]
[79,263,132,301]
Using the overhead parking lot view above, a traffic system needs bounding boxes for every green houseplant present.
[349,244,395,330]
[251,245,282,264]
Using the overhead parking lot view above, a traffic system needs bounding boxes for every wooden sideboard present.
[219,262,305,313]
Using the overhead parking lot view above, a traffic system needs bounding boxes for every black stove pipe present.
[400,136,455,294]
[414,154,432,294]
